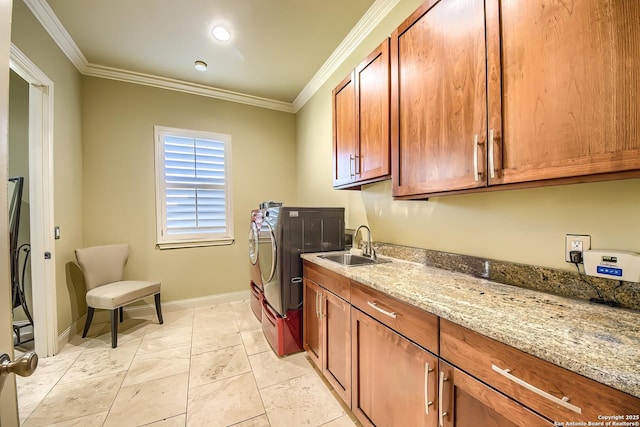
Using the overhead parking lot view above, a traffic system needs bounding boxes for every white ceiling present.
[23,0,398,112]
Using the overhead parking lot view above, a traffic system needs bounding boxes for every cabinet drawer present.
[439,361,554,426]
[350,281,438,354]
[303,261,350,301]
[440,319,640,423]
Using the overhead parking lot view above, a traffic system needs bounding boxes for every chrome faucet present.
[354,225,376,260]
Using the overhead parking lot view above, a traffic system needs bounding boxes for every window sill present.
[156,238,234,250]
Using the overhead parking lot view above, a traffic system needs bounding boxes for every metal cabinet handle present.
[315,291,320,319]
[350,154,356,178]
[425,362,434,415]
[438,371,448,426]
[488,129,496,179]
[491,364,582,414]
[473,135,484,181]
[367,301,397,319]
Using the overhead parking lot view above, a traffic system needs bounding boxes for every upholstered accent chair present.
[74,243,163,348]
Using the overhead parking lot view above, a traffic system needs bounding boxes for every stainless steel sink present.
[318,253,391,267]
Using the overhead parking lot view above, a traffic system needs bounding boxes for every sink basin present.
[318,253,391,267]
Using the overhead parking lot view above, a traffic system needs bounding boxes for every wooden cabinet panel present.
[391,0,488,197]
[356,39,391,183]
[302,278,322,369]
[333,39,391,189]
[392,0,640,197]
[439,361,554,427]
[350,280,439,354]
[440,319,640,423]
[333,72,357,187]
[323,290,351,405]
[351,307,438,427]
[488,0,640,185]
[303,262,351,406]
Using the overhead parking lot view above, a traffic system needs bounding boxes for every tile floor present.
[15,300,359,427]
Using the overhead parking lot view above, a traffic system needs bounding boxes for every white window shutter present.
[154,126,233,248]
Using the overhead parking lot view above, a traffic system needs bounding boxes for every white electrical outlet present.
[565,234,591,263]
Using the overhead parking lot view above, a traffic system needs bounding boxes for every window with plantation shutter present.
[154,126,234,249]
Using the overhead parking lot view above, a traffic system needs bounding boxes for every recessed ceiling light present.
[212,26,231,42]
[194,60,207,72]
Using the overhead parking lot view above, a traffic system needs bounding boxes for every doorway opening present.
[9,44,57,357]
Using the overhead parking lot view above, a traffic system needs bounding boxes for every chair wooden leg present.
[82,307,94,338]
[154,293,163,324]
[119,306,124,323]
[110,309,118,348]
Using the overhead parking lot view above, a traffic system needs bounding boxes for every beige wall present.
[296,0,424,230]
[9,70,29,192]
[81,77,297,302]
[296,0,640,272]
[10,0,84,333]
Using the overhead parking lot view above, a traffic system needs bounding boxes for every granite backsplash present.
[370,242,640,312]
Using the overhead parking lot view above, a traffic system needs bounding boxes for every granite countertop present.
[301,252,640,399]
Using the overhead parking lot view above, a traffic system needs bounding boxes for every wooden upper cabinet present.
[333,39,391,189]
[356,39,391,184]
[391,0,488,197]
[488,0,640,185]
[391,0,640,198]
[332,72,357,187]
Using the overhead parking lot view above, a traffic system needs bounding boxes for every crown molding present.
[22,0,397,114]
[84,64,295,113]
[292,0,400,112]
[22,0,89,72]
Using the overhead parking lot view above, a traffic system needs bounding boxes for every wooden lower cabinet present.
[439,361,554,427]
[440,319,640,422]
[302,278,322,367]
[322,289,351,405]
[302,276,351,405]
[304,264,638,426]
[351,307,438,427]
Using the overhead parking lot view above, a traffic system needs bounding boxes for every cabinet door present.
[333,72,357,187]
[487,0,640,184]
[322,290,351,406]
[351,307,437,427]
[391,0,488,197]
[356,38,391,184]
[439,361,554,427]
[302,278,322,369]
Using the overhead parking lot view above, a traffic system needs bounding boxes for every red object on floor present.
[261,298,303,357]
[250,281,263,321]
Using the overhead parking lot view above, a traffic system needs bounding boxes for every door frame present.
[1,0,18,424]
[9,44,57,357]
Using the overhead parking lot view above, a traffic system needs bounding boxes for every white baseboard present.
[57,324,73,354]
[56,290,251,353]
